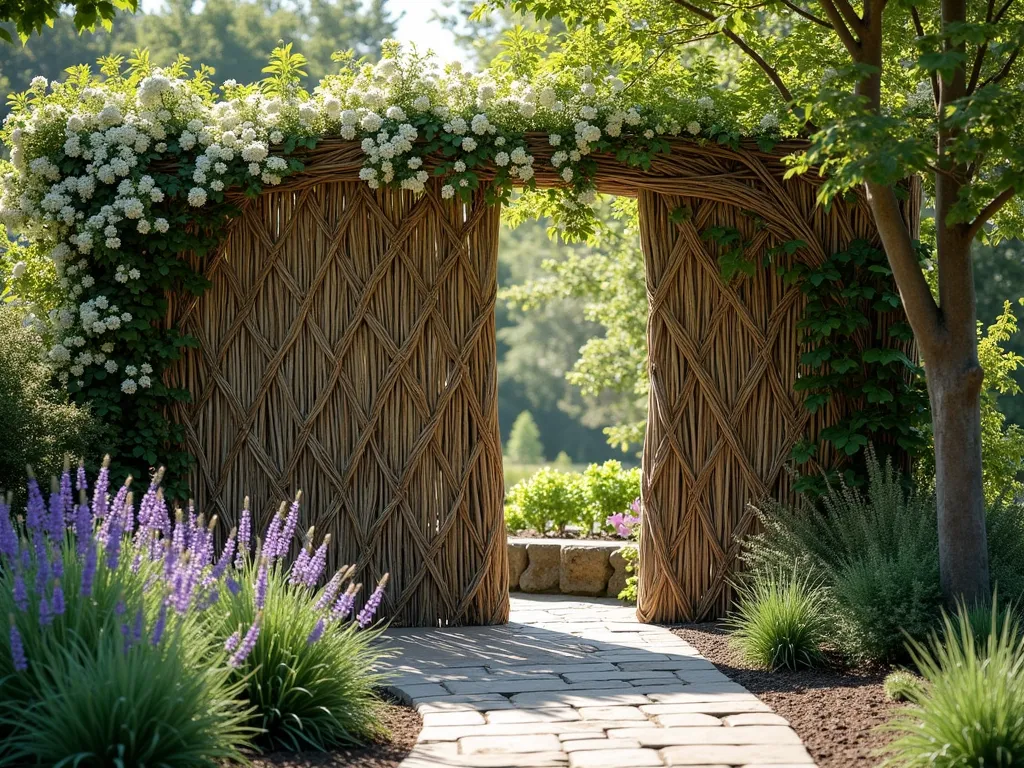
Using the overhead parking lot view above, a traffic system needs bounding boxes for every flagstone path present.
[380,594,816,768]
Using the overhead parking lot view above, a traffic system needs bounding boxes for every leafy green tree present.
[506,410,546,463]
[974,239,1024,425]
[0,0,136,43]
[503,198,648,452]
[490,0,1024,604]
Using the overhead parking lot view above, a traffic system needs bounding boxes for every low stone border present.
[508,538,635,598]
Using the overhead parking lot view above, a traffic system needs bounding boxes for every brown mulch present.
[673,623,905,768]
[243,694,422,768]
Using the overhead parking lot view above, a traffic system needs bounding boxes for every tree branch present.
[668,0,796,102]
[966,187,1017,240]
[816,0,862,53]
[830,0,866,34]
[980,45,1021,87]
[865,182,943,342]
[911,6,940,107]
[967,0,997,94]
[779,0,834,27]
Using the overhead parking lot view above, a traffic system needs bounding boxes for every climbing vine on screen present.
[700,221,929,493]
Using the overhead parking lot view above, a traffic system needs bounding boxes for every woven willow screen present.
[166,174,508,627]
[166,138,915,626]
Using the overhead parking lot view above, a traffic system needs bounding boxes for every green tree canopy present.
[0,0,136,43]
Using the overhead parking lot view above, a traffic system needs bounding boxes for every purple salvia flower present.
[105,499,124,571]
[171,508,186,555]
[314,569,347,611]
[235,498,251,568]
[33,538,49,596]
[228,614,262,668]
[307,617,325,645]
[262,503,286,564]
[8,617,27,672]
[91,456,111,523]
[19,542,30,571]
[74,492,91,557]
[0,495,18,562]
[357,574,389,628]
[224,629,241,653]
[12,572,28,612]
[210,528,236,581]
[331,583,361,621]
[51,548,63,580]
[51,581,65,617]
[80,541,97,597]
[121,621,132,653]
[38,595,52,628]
[60,459,74,524]
[47,477,64,537]
[151,602,167,646]
[25,472,46,534]
[275,492,302,560]
[302,534,331,587]
[254,558,269,610]
[290,544,312,586]
[226,576,240,596]
[76,460,88,494]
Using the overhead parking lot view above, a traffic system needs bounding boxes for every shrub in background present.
[0,307,96,491]
[743,450,942,663]
[505,410,545,464]
[725,569,828,671]
[584,460,641,533]
[884,670,925,702]
[504,468,588,535]
[986,499,1024,604]
[883,602,1024,767]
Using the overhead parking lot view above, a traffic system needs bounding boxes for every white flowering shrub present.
[0,42,781,491]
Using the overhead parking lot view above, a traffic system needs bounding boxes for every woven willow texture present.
[166,180,509,627]
[634,149,918,623]
[163,137,912,626]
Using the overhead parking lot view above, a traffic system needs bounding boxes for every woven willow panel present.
[166,180,508,627]
[635,156,917,623]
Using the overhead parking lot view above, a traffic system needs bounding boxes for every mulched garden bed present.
[673,623,905,768]
[243,693,422,768]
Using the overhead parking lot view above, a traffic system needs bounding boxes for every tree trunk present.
[927,352,989,603]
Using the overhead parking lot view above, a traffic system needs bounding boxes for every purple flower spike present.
[60,460,74,524]
[314,569,346,611]
[74,491,91,557]
[76,460,88,494]
[302,535,331,588]
[254,558,269,610]
[51,581,65,617]
[235,499,251,568]
[25,473,46,534]
[12,572,28,612]
[307,617,325,645]
[38,596,52,628]
[211,529,236,581]
[262,502,286,563]
[224,629,241,653]
[47,477,65,537]
[151,602,167,646]
[80,542,97,597]
[331,583,361,621]
[357,574,389,628]
[8,617,27,672]
[132,608,144,645]
[228,614,262,668]
[92,456,111,523]
[275,492,302,560]
[0,501,17,562]
[290,543,312,586]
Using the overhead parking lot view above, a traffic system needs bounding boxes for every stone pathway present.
[380,594,816,768]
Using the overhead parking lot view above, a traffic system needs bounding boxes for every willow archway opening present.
[165,136,917,626]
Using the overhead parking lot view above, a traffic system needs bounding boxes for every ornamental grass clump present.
[883,603,1024,767]
[725,569,828,671]
[0,457,390,763]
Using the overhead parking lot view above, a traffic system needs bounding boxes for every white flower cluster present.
[1,44,767,400]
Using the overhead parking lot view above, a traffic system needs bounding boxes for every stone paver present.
[381,595,816,767]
